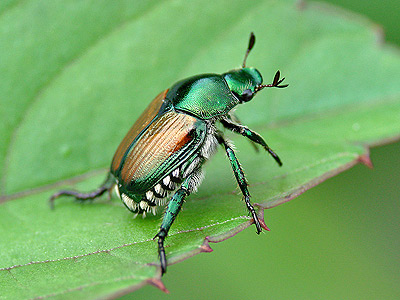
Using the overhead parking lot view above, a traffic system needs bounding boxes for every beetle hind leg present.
[49,173,115,209]
[154,169,202,275]
[155,187,189,275]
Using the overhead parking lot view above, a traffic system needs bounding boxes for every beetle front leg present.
[220,117,282,166]
[216,134,262,234]
[226,113,260,153]
[155,183,190,275]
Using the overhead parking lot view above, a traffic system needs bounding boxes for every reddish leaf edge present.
[104,144,387,298]
[0,144,386,299]
[1,136,397,300]
[260,151,373,210]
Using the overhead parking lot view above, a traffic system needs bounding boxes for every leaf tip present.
[259,218,271,232]
[254,204,271,231]
[147,278,169,293]
[199,239,213,253]
[359,153,373,169]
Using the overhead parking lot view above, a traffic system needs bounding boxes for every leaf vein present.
[1,215,248,272]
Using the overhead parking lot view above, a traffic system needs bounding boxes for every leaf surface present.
[1,0,399,298]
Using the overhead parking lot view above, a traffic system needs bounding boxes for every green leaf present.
[1,0,399,298]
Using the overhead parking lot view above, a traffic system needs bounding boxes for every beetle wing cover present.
[111,90,167,173]
[112,107,206,194]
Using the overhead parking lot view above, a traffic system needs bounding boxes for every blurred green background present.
[131,0,400,299]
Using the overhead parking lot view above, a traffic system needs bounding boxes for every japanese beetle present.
[50,32,288,275]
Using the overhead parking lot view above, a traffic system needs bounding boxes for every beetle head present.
[223,67,263,103]
[222,32,262,103]
[223,32,288,103]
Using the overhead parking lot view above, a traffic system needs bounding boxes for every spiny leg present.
[220,117,282,166]
[216,133,262,234]
[226,113,259,152]
[49,173,114,209]
[154,176,194,275]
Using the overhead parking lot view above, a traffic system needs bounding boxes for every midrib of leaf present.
[1,238,153,272]
[1,215,248,272]
[33,273,149,300]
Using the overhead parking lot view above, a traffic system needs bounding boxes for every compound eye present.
[241,89,253,102]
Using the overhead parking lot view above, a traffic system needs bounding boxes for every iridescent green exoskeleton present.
[50,33,288,275]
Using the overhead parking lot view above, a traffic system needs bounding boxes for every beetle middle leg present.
[49,173,114,209]
[216,133,263,234]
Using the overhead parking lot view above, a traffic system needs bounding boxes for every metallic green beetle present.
[50,32,288,275]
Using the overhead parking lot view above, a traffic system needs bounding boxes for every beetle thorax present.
[166,74,240,120]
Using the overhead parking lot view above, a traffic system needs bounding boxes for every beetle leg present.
[49,173,114,209]
[154,175,195,275]
[226,113,259,153]
[220,117,282,166]
[216,134,262,234]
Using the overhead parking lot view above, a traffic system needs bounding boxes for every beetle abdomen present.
[116,166,183,215]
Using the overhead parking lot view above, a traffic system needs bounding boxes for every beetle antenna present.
[242,32,256,68]
[254,70,289,93]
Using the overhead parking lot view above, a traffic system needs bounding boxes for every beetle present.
[50,32,288,275]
